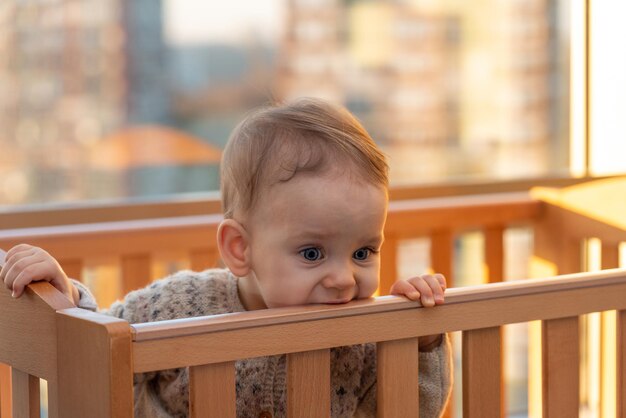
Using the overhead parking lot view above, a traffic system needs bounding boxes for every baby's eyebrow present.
[291,229,337,241]
[367,235,385,247]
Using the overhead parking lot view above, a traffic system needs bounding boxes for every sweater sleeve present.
[356,334,453,418]
[71,279,98,311]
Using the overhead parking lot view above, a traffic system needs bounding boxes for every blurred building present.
[276,0,344,104]
[0,0,168,203]
[124,0,170,125]
[384,9,460,147]
[276,0,557,181]
[0,0,566,204]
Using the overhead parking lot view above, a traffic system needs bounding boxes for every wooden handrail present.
[0,175,609,229]
[0,194,537,255]
[130,269,626,373]
[386,192,539,235]
[131,268,626,342]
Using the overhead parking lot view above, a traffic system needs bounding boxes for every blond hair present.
[220,98,389,219]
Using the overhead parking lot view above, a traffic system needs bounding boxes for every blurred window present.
[0,0,623,206]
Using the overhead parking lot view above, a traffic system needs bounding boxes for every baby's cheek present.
[267,286,308,308]
[359,278,379,298]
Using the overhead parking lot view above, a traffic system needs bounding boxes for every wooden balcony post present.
[380,234,398,295]
[431,230,454,287]
[58,260,83,283]
[601,242,620,270]
[534,204,583,275]
[190,248,219,272]
[121,253,152,294]
[485,226,505,284]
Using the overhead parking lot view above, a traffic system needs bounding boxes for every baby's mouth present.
[325,297,353,305]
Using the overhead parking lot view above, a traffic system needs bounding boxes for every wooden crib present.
[1,269,626,417]
[1,177,626,417]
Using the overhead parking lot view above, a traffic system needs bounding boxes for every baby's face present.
[244,172,387,308]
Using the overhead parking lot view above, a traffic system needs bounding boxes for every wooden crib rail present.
[131,269,626,369]
[2,270,626,417]
[125,269,626,417]
[0,192,539,304]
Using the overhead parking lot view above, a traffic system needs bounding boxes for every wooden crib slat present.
[377,338,419,418]
[618,310,626,418]
[0,363,11,418]
[462,327,501,418]
[189,362,235,418]
[121,253,151,294]
[287,349,330,418]
[542,316,580,418]
[11,369,39,418]
[485,226,504,283]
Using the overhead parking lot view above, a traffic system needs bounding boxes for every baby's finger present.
[3,252,43,292]
[422,275,446,304]
[433,273,447,290]
[2,246,37,281]
[5,244,37,262]
[405,276,439,307]
[389,280,421,301]
[10,260,50,298]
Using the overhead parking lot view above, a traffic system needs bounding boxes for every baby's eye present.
[300,247,323,261]
[353,248,371,261]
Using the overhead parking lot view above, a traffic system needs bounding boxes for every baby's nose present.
[322,267,356,290]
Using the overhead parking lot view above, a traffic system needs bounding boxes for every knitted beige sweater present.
[75,269,452,418]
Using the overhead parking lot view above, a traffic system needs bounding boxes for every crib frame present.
[1,268,626,418]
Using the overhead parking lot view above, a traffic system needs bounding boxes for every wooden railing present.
[1,269,626,417]
[0,192,540,305]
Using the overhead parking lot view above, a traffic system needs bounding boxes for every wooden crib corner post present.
[56,308,133,418]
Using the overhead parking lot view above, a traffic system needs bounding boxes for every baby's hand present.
[390,273,447,351]
[389,273,446,307]
[0,244,76,303]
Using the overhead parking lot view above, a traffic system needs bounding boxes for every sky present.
[163,0,285,45]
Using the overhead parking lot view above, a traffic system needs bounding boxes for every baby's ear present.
[217,219,251,277]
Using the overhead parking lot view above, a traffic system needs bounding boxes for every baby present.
[1,98,451,417]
